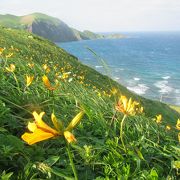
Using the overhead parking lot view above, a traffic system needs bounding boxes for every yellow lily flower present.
[21,111,59,145]
[42,75,59,91]
[21,111,84,145]
[0,47,5,55]
[26,75,34,87]
[5,64,15,72]
[166,125,171,130]
[156,114,162,124]
[42,64,48,70]
[42,64,50,73]
[115,95,141,115]
[62,72,69,79]
[111,87,118,95]
[28,63,34,68]
[176,119,180,130]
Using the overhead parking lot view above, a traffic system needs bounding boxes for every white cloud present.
[0,0,180,31]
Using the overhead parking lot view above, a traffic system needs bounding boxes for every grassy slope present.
[0,13,61,27]
[0,13,102,41]
[0,13,122,41]
[0,14,22,28]
[0,27,179,179]
[0,26,179,123]
[171,105,180,113]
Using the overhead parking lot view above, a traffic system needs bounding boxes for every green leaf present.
[150,169,158,179]
[1,171,13,180]
[51,167,74,180]
[0,127,8,132]
[44,156,60,167]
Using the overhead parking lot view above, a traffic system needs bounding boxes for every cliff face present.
[0,13,104,42]
[0,13,125,42]
[31,19,78,42]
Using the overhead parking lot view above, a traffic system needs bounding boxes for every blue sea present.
[57,32,180,106]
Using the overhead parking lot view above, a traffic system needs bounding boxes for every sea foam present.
[154,80,173,94]
[133,77,140,81]
[162,76,171,80]
[95,65,103,68]
[127,84,149,95]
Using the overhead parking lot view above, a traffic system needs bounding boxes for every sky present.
[1,0,180,32]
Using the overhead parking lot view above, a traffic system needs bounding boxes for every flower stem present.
[120,114,127,152]
[12,72,21,94]
[110,110,117,126]
[66,143,78,180]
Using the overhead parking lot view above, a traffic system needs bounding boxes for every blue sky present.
[1,0,180,32]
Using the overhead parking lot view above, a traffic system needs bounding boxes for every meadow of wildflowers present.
[0,27,179,179]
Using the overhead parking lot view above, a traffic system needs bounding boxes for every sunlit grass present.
[0,26,179,179]
[171,105,180,113]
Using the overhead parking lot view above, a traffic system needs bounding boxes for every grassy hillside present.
[0,14,23,29]
[171,105,180,113]
[0,13,125,42]
[0,13,68,28]
[0,13,104,42]
[0,26,179,179]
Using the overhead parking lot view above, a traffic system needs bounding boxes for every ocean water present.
[57,32,180,105]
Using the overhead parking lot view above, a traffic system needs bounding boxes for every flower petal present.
[64,131,77,143]
[121,96,128,110]
[26,75,34,87]
[32,111,59,135]
[66,111,84,131]
[21,128,57,145]
[27,122,37,132]
[42,75,51,89]
[127,98,132,112]
[42,75,58,90]
[51,113,63,132]
[176,119,180,130]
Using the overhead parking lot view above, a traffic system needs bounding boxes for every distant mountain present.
[0,13,125,42]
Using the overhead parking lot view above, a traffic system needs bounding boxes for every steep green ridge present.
[0,27,179,179]
[0,13,125,42]
[0,13,105,42]
[0,13,80,42]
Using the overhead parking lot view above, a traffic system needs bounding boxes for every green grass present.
[0,26,179,179]
[0,13,60,29]
[171,105,180,113]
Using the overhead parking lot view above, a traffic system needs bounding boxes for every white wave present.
[154,80,173,94]
[114,68,124,73]
[162,76,171,80]
[133,77,140,81]
[95,65,103,68]
[127,80,136,86]
[127,84,149,95]
[113,77,120,80]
